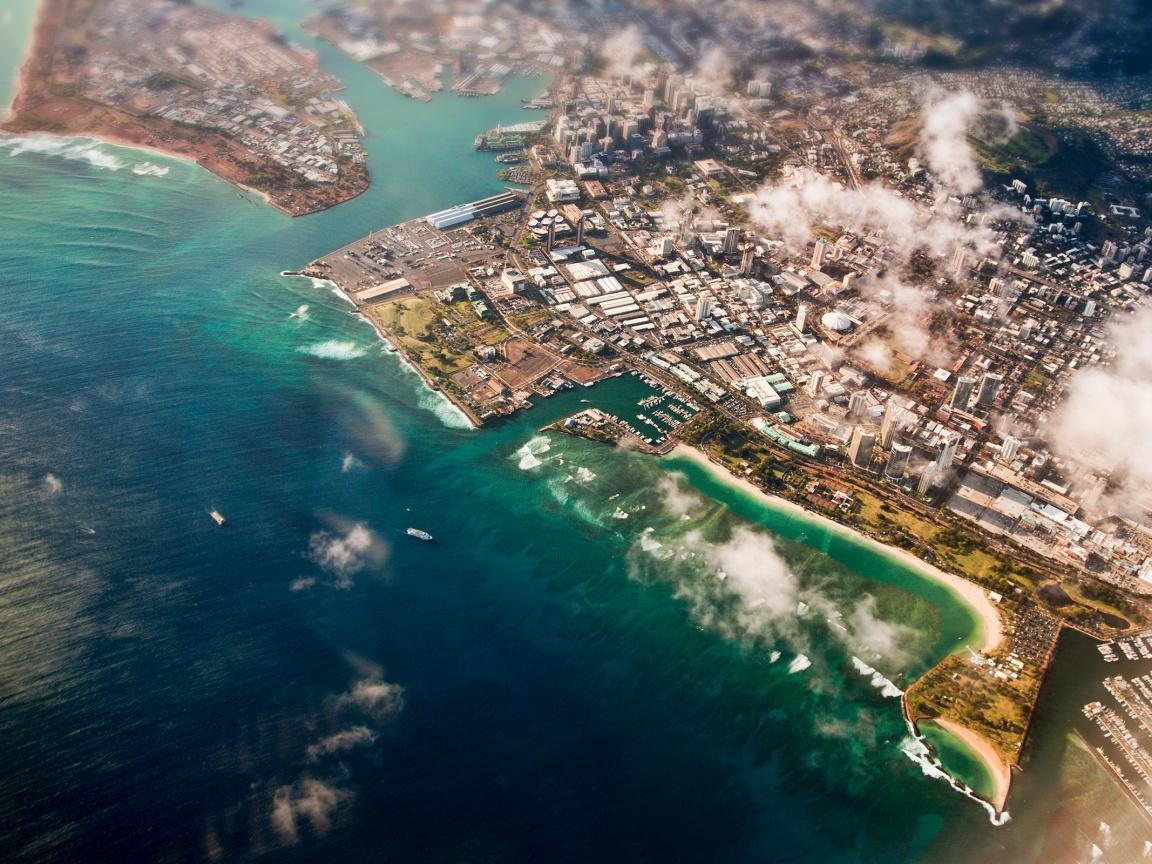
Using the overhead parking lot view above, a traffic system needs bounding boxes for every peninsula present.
[5,0,369,216]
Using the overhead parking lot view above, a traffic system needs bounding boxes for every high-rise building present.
[740,246,755,276]
[879,402,901,449]
[695,297,712,321]
[575,217,585,248]
[723,227,740,256]
[936,432,959,470]
[795,303,809,333]
[848,390,868,418]
[810,240,827,271]
[848,427,876,468]
[999,436,1021,463]
[950,376,977,410]
[885,444,912,479]
[918,463,939,495]
[808,370,824,398]
[976,372,1002,410]
[951,247,968,277]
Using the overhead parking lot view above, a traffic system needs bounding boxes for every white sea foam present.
[787,654,811,674]
[514,436,552,470]
[298,341,367,360]
[900,728,1010,826]
[310,276,355,306]
[575,466,596,483]
[415,386,474,430]
[612,507,629,520]
[289,304,310,321]
[1,135,129,171]
[850,656,904,699]
[132,161,170,177]
[768,650,781,664]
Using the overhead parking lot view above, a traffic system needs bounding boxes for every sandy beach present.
[669,443,1015,815]
[670,444,1004,653]
[929,718,1012,812]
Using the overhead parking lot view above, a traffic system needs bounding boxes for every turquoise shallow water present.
[1,1,1149,861]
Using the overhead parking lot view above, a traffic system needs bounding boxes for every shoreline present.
[289,273,480,429]
[928,718,1012,813]
[1,0,366,218]
[668,441,1013,818]
[2,0,41,123]
[0,128,281,209]
[669,443,1003,653]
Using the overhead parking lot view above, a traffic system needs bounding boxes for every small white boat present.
[210,510,227,527]
[406,527,433,542]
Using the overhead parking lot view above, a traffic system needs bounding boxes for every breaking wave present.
[514,436,552,471]
[415,386,473,430]
[900,730,1010,826]
[850,657,903,699]
[2,135,130,171]
[132,161,170,177]
[787,654,811,674]
[298,341,368,360]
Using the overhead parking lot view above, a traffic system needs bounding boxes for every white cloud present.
[602,26,646,79]
[1050,309,1152,499]
[43,473,63,495]
[307,522,388,586]
[846,595,917,666]
[918,89,984,197]
[270,777,351,844]
[656,473,700,518]
[340,452,366,473]
[746,169,1001,264]
[338,676,405,720]
[306,726,377,762]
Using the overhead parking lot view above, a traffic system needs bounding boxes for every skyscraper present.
[695,297,712,321]
[976,372,1002,410]
[950,376,977,410]
[879,402,901,449]
[848,427,876,468]
[884,444,912,479]
[810,240,827,270]
[740,246,755,275]
[918,462,939,495]
[951,247,968,277]
[848,390,868,418]
[999,436,1021,463]
[808,370,824,398]
[795,303,809,334]
[723,226,740,255]
[936,432,959,470]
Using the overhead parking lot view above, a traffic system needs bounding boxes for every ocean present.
[0,1,1148,861]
